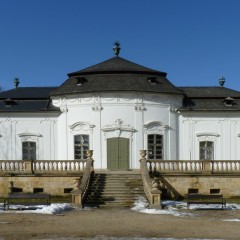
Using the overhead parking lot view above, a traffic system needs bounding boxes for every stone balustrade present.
[0,161,24,172]
[146,159,240,174]
[0,160,87,174]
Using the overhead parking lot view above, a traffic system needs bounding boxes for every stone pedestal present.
[203,161,212,174]
[23,160,33,174]
[72,191,83,208]
[150,190,162,209]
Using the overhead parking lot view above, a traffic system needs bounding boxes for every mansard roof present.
[51,56,182,96]
[180,87,240,98]
[0,87,59,112]
[179,86,240,111]
[68,57,167,76]
[0,87,57,99]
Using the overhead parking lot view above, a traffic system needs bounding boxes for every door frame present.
[107,137,129,171]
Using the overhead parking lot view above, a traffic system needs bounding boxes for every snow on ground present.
[0,203,73,214]
[0,196,240,219]
[131,196,240,218]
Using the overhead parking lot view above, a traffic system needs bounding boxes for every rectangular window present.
[199,141,214,160]
[22,142,36,160]
[147,134,163,159]
[74,134,89,160]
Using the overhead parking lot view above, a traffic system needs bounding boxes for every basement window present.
[12,187,23,193]
[64,188,73,194]
[33,188,44,193]
[188,188,198,194]
[210,189,220,194]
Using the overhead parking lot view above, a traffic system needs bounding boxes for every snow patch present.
[0,203,73,214]
[131,196,240,217]
[131,197,192,217]
[223,219,240,222]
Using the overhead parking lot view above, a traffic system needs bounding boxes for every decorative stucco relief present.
[102,119,135,139]
[102,119,134,132]
[134,103,145,111]
[18,132,41,142]
[92,104,103,111]
[196,133,220,142]
[69,122,95,134]
[144,121,168,133]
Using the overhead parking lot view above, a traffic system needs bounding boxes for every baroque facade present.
[1,53,240,170]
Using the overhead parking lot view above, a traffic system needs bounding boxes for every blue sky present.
[0,0,240,91]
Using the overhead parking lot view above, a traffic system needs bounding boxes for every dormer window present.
[4,98,14,107]
[222,96,235,107]
[147,77,157,85]
[76,76,87,86]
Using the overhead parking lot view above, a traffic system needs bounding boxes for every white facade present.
[51,93,182,169]
[179,113,240,160]
[0,113,58,160]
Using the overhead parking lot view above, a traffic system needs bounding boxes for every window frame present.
[22,141,37,160]
[74,134,89,160]
[147,134,163,160]
[199,141,214,160]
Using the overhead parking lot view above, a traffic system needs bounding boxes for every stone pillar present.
[23,160,33,174]
[151,178,162,209]
[72,191,83,208]
[203,161,212,174]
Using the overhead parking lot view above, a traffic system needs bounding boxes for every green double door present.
[107,138,129,171]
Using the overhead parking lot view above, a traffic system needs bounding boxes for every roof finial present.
[14,77,20,88]
[219,76,225,87]
[113,41,121,56]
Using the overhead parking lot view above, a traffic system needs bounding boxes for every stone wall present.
[0,175,80,197]
[163,175,240,198]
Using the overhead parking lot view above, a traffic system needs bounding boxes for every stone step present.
[85,172,147,208]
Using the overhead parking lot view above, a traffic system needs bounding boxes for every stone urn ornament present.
[73,178,80,190]
[86,150,93,159]
[152,177,160,191]
[140,150,147,159]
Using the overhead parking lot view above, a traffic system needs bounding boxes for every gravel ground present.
[0,207,240,240]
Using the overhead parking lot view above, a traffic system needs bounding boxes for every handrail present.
[140,157,162,209]
[72,150,94,208]
[78,158,93,202]
[140,159,152,203]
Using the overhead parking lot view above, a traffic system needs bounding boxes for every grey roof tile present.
[52,57,182,96]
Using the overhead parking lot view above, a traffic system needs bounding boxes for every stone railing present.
[0,161,24,172]
[0,160,87,174]
[72,150,94,208]
[146,159,240,174]
[212,161,240,173]
[140,150,162,209]
[33,160,87,173]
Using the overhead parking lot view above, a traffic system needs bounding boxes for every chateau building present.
[1,47,240,170]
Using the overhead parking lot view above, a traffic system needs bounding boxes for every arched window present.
[74,135,89,160]
[199,141,214,160]
[147,134,163,159]
[22,142,36,160]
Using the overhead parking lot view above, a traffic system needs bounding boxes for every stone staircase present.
[84,172,146,208]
